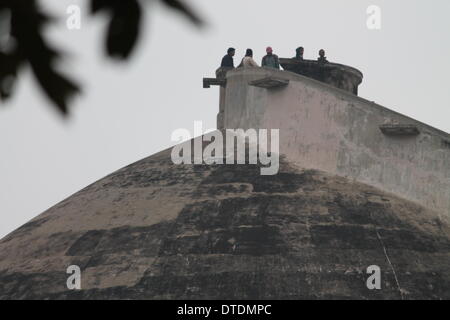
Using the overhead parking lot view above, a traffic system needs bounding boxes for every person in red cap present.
[261,46,280,69]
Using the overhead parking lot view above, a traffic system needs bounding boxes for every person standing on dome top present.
[238,48,259,68]
[261,46,280,69]
[317,49,328,64]
[294,47,304,60]
[220,47,236,68]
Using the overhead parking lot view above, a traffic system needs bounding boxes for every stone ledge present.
[379,124,420,136]
[249,77,289,89]
[203,78,226,88]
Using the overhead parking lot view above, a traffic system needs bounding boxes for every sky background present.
[1,0,449,238]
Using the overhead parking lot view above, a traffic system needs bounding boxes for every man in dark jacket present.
[220,47,235,68]
[294,47,304,60]
[317,49,328,64]
[261,46,280,69]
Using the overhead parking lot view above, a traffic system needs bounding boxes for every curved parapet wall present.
[223,67,450,217]
[280,58,363,95]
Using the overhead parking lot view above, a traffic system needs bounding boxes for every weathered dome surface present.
[0,140,449,300]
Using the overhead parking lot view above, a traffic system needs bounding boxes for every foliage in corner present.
[0,0,203,115]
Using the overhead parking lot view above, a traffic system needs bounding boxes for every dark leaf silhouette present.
[91,0,111,14]
[1,0,80,114]
[0,52,20,99]
[161,0,203,25]
[0,0,203,115]
[91,0,142,59]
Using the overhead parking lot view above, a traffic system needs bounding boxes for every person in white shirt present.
[238,48,259,68]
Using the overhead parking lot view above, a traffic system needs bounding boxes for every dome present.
[0,137,449,299]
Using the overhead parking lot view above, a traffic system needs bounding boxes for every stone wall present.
[222,67,450,217]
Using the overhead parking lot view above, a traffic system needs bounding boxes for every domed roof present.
[0,138,449,299]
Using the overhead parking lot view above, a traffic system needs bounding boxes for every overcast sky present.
[1,0,449,239]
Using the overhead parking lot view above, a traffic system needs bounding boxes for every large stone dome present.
[0,137,449,300]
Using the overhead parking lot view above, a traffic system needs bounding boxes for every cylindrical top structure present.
[280,58,363,95]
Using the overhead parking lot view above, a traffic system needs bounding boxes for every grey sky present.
[1,0,449,239]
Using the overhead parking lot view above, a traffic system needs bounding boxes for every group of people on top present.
[220,46,329,69]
